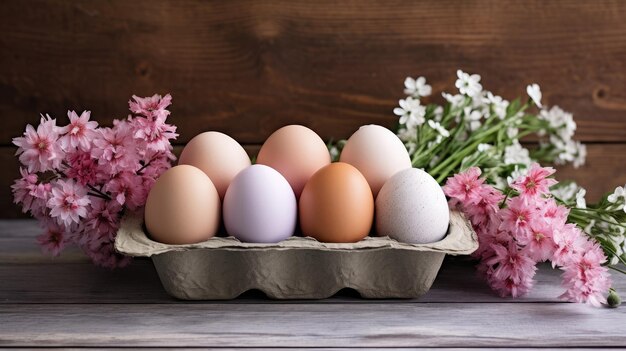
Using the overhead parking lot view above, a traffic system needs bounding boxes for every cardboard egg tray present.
[114,210,478,300]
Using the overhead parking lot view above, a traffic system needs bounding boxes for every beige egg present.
[178,131,251,199]
[145,165,221,245]
[257,125,331,198]
[340,124,412,197]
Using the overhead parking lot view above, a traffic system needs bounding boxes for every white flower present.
[507,127,519,139]
[551,182,579,201]
[405,140,417,154]
[608,186,625,203]
[404,76,432,97]
[575,188,587,209]
[573,141,586,168]
[526,83,543,108]
[463,107,483,131]
[549,136,577,164]
[540,106,576,141]
[455,70,482,97]
[396,127,417,143]
[477,143,493,152]
[427,120,450,137]
[394,97,426,128]
[429,155,440,168]
[433,106,444,121]
[442,92,465,108]
[504,140,531,166]
[507,165,529,186]
[487,92,509,119]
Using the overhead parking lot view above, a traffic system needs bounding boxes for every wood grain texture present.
[1,0,626,145]
[3,143,626,218]
[2,302,625,347]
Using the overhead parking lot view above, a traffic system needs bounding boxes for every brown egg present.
[299,162,374,243]
[178,131,251,199]
[257,125,331,198]
[145,165,221,245]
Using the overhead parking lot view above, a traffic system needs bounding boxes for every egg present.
[299,162,374,243]
[145,165,221,245]
[223,164,297,243]
[376,168,449,244]
[178,131,251,199]
[340,124,411,197]
[257,125,331,198]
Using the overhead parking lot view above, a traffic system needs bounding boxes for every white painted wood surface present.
[1,220,625,348]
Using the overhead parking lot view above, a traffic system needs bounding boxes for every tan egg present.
[340,124,412,197]
[299,162,374,243]
[145,165,221,245]
[179,131,251,199]
[257,125,331,198]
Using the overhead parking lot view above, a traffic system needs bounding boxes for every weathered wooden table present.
[2,220,625,349]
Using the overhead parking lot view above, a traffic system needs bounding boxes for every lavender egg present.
[223,164,297,243]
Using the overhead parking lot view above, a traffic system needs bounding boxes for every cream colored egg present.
[179,131,251,199]
[145,165,221,245]
[340,124,411,197]
[257,125,331,198]
[376,168,449,244]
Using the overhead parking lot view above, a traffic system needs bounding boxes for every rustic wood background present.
[1,0,626,218]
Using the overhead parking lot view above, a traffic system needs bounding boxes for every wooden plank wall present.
[1,0,626,218]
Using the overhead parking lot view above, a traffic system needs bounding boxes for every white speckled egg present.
[376,168,449,244]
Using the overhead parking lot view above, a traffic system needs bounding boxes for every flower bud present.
[607,289,621,308]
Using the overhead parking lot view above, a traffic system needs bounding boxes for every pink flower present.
[520,220,556,262]
[444,167,485,206]
[552,223,589,267]
[13,115,64,172]
[47,179,91,227]
[559,242,611,306]
[59,111,98,152]
[91,125,137,175]
[65,151,100,185]
[463,185,504,227]
[12,168,39,213]
[82,240,131,269]
[489,272,536,298]
[485,241,537,297]
[104,171,147,211]
[539,198,569,229]
[130,116,178,152]
[36,219,68,256]
[498,196,537,240]
[85,198,122,241]
[12,168,52,218]
[129,93,172,118]
[511,163,558,198]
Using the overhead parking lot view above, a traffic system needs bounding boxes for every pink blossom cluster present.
[444,164,611,306]
[12,94,177,268]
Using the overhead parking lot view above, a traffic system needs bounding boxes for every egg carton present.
[114,210,478,300]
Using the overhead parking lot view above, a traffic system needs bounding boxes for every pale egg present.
[257,125,331,198]
[178,131,251,199]
[145,165,221,245]
[299,162,374,243]
[376,168,449,244]
[223,164,297,243]
[340,124,411,197]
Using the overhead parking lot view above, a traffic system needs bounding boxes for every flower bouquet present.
[331,70,623,306]
[12,94,177,268]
